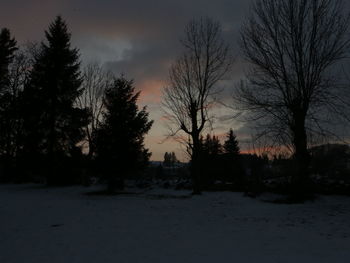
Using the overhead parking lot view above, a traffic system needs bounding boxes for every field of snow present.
[0,184,350,263]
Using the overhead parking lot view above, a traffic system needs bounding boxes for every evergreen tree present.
[223,129,240,155]
[21,16,88,183]
[164,152,178,167]
[0,28,17,91]
[163,152,171,167]
[94,76,153,192]
[0,28,19,180]
[170,152,178,164]
[203,134,222,156]
[202,134,211,155]
[211,135,222,155]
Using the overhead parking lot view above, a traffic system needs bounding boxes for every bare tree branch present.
[76,63,114,157]
[236,0,350,190]
[162,17,232,193]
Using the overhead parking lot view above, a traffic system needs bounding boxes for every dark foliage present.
[94,76,153,192]
[198,133,245,190]
[223,129,240,156]
[163,152,178,167]
[0,28,17,89]
[309,144,350,194]
[20,16,88,184]
[0,29,18,159]
[0,28,24,181]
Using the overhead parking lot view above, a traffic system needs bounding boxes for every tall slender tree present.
[202,134,222,156]
[163,17,231,194]
[0,28,19,177]
[223,129,240,156]
[163,152,171,167]
[0,28,17,91]
[76,63,113,158]
[94,76,153,192]
[22,16,88,183]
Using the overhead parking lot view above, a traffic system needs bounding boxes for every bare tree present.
[76,63,113,157]
[0,48,31,163]
[0,43,32,181]
[237,0,350,194]
[6,50,31,158]
[163,17,231,193]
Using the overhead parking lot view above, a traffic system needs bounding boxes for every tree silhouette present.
[0,28,17,154]
[170,152,178,164]
[202,134,222,156]
[163,17,231,194]
[223,129,240,156]
[163,152,178,167]
[237,0,350,197]
[0,28,17,90]
[0,28,19,177]
[94,76,153,192]
[163,152,171,167]
[21,16,88,184]
[77,63,113,158]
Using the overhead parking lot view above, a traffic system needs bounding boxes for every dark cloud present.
[0,0,251,72]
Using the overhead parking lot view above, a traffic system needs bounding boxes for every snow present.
[1,184,350,263]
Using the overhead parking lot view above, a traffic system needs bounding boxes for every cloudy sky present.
[3,0,348,161]
[0,0,255,161]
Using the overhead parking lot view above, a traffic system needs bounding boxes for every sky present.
[2,0,349,161]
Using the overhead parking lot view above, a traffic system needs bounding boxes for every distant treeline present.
[155,141,350,196]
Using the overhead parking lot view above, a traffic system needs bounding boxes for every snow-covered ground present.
[0,184,350,263]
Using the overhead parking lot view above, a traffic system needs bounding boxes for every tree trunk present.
[191,131,202,195]
[291,114,311,197]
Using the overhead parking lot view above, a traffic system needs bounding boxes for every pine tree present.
[211,135,222,155]
[163,152,171,167]
[202,134,212,155]
[202,134,222,156]
[94,76,153,192]
[170,152,178,164]
[0,28,18,160]
[164,152,178,167]
[0,28,17,91]
[223,129,240,155]
[21,16,88,183]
